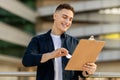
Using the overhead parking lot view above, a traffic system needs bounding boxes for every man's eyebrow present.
[62,14,68,17]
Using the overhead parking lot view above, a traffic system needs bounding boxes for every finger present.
[54,48,68,57]
[89,67,96,74]
[52,49,61,57]
[83,65,92,71]
[86,63,97,67]
[84,68,95,75]
[82,64,96,73]
[60,52,68,56]
[60,48,68,54]
[56,50,67,57]
[61,48,68,52]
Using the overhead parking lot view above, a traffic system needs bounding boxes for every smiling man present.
[22,3,97,80]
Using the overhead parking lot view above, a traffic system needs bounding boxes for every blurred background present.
[0,0,120,80]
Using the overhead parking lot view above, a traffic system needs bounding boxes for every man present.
[22,3,97,80]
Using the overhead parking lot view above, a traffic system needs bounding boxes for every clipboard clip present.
[89,35,95,40]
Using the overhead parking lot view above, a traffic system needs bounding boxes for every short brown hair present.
[55,3,74,14]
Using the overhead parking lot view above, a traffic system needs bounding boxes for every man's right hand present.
[40,48,68,63]
[51,48,68,58]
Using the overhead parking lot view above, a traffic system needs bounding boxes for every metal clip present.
[89,35,95,40]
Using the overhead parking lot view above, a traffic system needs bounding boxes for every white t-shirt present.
[51,33,62,80]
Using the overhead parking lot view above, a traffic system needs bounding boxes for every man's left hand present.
[82,63,97,75]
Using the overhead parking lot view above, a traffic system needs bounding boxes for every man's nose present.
[65,19,70,25]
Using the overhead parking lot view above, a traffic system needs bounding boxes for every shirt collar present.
[47,29,67,38]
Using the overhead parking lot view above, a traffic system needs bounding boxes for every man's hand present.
[51,48,68,58]
[40,48,68,63]
[82,63,97,77]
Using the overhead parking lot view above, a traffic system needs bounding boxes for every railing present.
[91,72,120,78]
[0,72,36,77]
[0,72,120,78]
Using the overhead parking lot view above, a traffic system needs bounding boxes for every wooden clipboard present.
[65,39,105,71]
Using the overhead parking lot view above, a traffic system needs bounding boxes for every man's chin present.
[60,27,68,33]
[61,29,67,33]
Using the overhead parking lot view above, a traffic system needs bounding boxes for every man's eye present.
[69,18,73,21]
[63,16,67,19]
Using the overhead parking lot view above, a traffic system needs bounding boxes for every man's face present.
[53,9,74,33]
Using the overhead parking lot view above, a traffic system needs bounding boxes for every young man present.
[22,3,97,80]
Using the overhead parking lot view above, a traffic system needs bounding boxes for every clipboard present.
[65,39,105,71]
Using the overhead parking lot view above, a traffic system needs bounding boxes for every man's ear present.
[53,12,57,20]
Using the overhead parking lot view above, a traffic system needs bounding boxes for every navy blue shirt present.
[22,30,85,80]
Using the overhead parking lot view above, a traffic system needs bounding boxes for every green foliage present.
[0,0,36,58]
[0,40,26,58]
